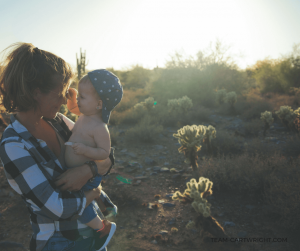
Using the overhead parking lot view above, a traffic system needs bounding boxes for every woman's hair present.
[0,42,75,113]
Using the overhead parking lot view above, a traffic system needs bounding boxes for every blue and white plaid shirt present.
[0,113,101,251]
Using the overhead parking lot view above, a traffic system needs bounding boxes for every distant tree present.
[124,65,152,89]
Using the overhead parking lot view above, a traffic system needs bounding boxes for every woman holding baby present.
[0,43,118,251]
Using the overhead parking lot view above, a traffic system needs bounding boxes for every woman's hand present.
[54,164,92,192]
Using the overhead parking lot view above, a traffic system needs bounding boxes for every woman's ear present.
[33,88,42,101]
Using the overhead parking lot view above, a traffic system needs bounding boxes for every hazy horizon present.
[1,0,300,71]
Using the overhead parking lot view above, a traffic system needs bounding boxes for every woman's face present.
[35,75,69,119]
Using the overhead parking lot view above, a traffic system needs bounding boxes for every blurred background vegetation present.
[66,41,300,127]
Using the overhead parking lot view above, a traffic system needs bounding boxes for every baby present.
[65,69,123,251]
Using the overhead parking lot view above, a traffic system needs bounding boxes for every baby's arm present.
[71,126,111,160]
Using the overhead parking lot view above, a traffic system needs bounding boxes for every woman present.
[0,43,115,251]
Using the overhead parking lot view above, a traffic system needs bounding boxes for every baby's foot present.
[94,220,116,251]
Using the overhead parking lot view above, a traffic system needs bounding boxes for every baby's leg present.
[85,215,104,230]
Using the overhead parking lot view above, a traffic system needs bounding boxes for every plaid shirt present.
[0,113,101,251]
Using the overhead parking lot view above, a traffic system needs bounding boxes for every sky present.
[0,0,300,71]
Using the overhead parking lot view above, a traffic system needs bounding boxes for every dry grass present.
[263,155,300,230]
[124,115,163,143]
[210,129,244,157]
[201,151,300,230]
[243,118,263,137]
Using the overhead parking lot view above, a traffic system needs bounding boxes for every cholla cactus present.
[226,91,237,107]
[275,106,297,130]
[144,97,155,110]
[168,96,193,113]
[261,111,274,136]
[294,107,300,117]
[173,177,213,217]
[203,125,216,153]
[134,97,155,112]
[134,102,146,113]
[216,89,227,105]
[173,125,206,177]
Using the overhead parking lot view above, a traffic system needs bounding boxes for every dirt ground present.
[0,113,299,251]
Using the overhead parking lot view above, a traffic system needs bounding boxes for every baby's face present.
[77,80,101,116]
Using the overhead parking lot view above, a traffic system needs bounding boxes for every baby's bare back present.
[65,115,106,168]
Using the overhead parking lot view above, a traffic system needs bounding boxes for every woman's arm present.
[54,157,112,191]
[0,141,89,220]
[56,113,113,191]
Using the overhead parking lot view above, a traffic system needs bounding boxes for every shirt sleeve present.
[0,141,86,221]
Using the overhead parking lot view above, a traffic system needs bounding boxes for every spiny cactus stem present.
[195,214,229,239]
[188,149,200,179]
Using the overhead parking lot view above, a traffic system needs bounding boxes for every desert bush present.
[225,91,237,107]
[210,129,243,157]
[191,105,212,123]
[216,89,227,105]
[245,137,280,157]
[202,151,300,229]
[121,65,152,90]
[281,135,300,157]
[235,96,273,120]
[201,152,270,194]
[110,105,147,126]
[261,111,274,136]
[114,89,148,113]
[167,96,193,113]
[275,106,298,131]
[264,155,300,230]
[124,115,163,143]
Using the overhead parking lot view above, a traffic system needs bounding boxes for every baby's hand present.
[71,142,87,155]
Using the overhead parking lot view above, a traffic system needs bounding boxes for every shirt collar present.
[10,114,36,141]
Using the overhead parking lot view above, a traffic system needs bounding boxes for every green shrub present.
[167,96,193,113]
[124,115,163,143]
[216,89,227,105]
[225,91,237,107]
[275,105,298,130]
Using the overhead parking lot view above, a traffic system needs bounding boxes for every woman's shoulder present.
[0,124,22,146]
